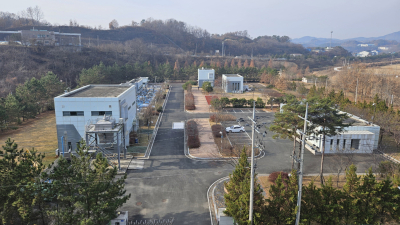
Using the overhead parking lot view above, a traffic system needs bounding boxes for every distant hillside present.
[292,31,400,47]
[292,31,400,52]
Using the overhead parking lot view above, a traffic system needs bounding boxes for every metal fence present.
[128,218,174,225]
[144,88,171,158]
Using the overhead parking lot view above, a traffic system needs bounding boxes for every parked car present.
[226,125,245,133]
[236,118,245,122]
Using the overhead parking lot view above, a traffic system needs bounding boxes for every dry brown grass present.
[259,174,386,199]
[0,111,57,166]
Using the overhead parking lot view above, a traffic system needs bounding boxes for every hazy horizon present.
[2,0,399,40]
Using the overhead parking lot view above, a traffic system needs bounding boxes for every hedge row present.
[211,124,227,138]
[185,93,195,110]
[186,120,200,148]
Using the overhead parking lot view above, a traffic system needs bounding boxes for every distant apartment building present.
[290,53,303,57]
[357,44,375,47]
[0,29,81,46]
[357,51,371,57]
[198,67,215,87]
[378,46,390,50]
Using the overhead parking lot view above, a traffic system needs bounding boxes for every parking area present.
[222,110,274,149]
[223,108,265,113]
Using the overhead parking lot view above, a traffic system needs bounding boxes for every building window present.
[336,139,340,150]
[343,140,346,150]
[63,111,84,116]
[68,142,72,150]
[330,139,333,150]
[91,111,112,116]
[351,139,360,150]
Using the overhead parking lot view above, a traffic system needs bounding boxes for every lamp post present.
[372,103,377,124]
[219,131,223,151]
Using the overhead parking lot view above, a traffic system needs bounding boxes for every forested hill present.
[0,19,307,56]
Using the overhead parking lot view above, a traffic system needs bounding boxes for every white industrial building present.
[222,74,243,93]
[280,104,380,154]
[198,67,215,87]
[54,78,148,154]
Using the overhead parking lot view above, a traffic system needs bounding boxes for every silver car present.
[226,125,245,133]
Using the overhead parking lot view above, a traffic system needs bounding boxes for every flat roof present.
[223,74,242,77]
[65,85,131,97]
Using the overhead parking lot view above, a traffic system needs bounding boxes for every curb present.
[207,176,230,225]
[185,147,265,161]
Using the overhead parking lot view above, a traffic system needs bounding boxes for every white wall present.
[198,69,215,80]
[55,97,120,138]
[54,85,137,148]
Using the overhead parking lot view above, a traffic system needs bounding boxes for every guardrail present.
[144,88,171,158]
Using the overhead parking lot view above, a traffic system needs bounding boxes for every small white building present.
[109,211,128,225]
[198,67,215,87]
[302,77,314,83]
[306,113,379,154]
[54,82,141,152]
[222,74,243,93]
[280,105,380,154]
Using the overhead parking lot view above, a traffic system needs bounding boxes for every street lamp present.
[271,98,275,111]
[372,103,377,124]
[219,131,223,151]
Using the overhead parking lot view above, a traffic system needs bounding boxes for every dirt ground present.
[0,111,58,166]
[189,118,221,158]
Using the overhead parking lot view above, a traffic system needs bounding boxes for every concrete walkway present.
[189,118,221,158]
[190,87,210,113]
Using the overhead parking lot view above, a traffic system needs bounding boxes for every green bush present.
[202,81,213,93]
[156,105,163,112]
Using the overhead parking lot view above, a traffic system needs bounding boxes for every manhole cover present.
[136,202,142,206]
[162,199,168,203]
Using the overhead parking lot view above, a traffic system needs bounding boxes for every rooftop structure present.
[65,85,130,98]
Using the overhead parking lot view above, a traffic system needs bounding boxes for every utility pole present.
[222,41,224,57]
[249,100,256,224]
[355,78,359,104]
[295,102,308,225]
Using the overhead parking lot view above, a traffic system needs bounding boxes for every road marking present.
[240,109,244,113]
[128,160,144,170]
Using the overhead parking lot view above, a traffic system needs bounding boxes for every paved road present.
[121,84,380,224]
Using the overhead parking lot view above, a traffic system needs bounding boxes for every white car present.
[226,125,245,133]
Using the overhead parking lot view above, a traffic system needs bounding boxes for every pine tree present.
[243,59,249,68]
[0,138,46,224]
[250,59,255,68]
[300,181,321,224]
[353,168,379,224]
[224,148,265,224]
[230,59,235,68]
[317,177,344,224]
[342,164,360,224]
[270,100,304,170]
[268,59,273,68]
[199,60,204,68]
[43,141,131,224]
[266,170,298,224]
[307,98,350,185]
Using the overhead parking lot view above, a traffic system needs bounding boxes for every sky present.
[3,0,400,40]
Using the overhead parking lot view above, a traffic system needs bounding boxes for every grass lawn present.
[0,111,58,166]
